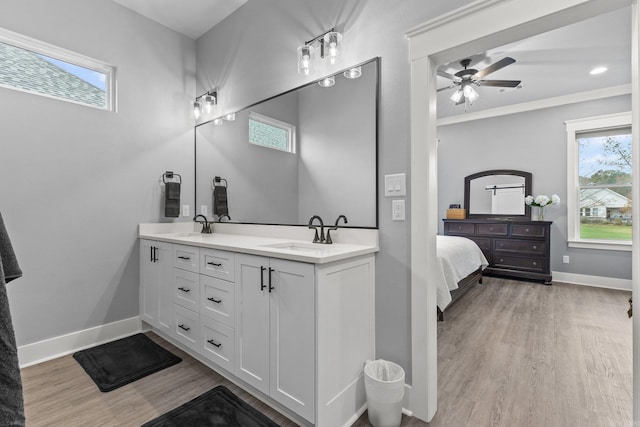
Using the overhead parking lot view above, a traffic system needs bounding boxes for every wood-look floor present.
[22,277,631,427]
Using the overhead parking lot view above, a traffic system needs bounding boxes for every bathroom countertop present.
[139,224,378,264]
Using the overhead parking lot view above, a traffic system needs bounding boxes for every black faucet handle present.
[325,230,333,244]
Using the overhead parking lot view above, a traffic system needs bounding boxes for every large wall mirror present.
[195,57,379,228]
[464,169,532,219]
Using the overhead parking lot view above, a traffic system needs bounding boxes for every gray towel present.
[0,212,25,426]
[164,182,181,218]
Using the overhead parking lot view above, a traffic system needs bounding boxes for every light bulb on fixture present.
[343,66,361,79]
[297,45,315,76]
[214,118,223,125]
[450,89,464,103]
[204,94,215,114]
[463,84,479,103]
[323,31,342,65]
[224,112,236,121]
[318,76,335,88]
[193,101,202,119]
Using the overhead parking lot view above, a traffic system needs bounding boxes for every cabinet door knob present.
[178,324,190,331]
[525,228,530,232]
[178,287,190,293]
[260,266,266,291]
[207,339,222,348]
[207,261,222,267]
[533,245,537,250]
[533,262,537,266]
[207,297,222,304]
[178,256,191,260]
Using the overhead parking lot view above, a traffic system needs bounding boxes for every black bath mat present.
[73,333,181,392]
[142,385,280,427]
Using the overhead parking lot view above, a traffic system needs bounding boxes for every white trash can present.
[364,359,405,427]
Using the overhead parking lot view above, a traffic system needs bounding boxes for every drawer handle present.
[458,226,462,230]
[178,324,190,331]
[532,245,537,250]
[178,256,191,260]
[532,262,537,266]
[207,339,222,348]
[268,267,275,292]
[260,266,266,291]
[207,262,222,267]
[207,297,222,304]
[178,287,190,293]
[525,228,530,232]
[500,258,504,263]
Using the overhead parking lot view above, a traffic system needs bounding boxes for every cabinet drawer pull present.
[178,287,190,293]
[260,266,266,291]
[178,324,190,331]
[207,297,222,304]
[178,256,191,260]
[532,245,537,250]
[525,228,530,232]
[207,339,222,348]
[207,262,222,267]
[532,262,537,266]
[269,267,275,292]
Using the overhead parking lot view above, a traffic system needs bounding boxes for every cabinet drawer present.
[511,224,547,238]
[493,255,546,272]
[173,269,200,312]
[174,244,199,273]
[173,304,200,351]
[201,275,234,327]
[469,237,491,252]
[494,239,545,255]
[444,222,475,235]
[201,316,234,372]
[200,249,235,282]
[476,223,508,236]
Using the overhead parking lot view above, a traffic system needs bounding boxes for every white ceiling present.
[436,7,631,119]
[111,0,247,39]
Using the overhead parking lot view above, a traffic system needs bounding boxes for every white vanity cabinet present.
[139,239,173,335]
[172,244,201,351]
[235,254,315,422]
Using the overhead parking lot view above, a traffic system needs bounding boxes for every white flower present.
[551,194,560,205]
[524,195,534,205]
[524,194,561,208]
[535,195,550,206]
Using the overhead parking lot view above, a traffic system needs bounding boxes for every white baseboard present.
[18,316,142,368]
[552,271,632,291]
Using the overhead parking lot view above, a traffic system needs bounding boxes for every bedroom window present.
[248,112,296,153]
[566,112,632,251]
[0,27,115,111]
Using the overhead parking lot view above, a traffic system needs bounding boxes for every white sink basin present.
[261,242,322,252]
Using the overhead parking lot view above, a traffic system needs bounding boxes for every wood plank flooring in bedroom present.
[21,278,631,427]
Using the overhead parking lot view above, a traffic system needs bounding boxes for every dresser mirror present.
[195,57,379,228]
[464,169,532,219]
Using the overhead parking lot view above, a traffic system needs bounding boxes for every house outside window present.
[0,27,116,111]
[565,112,632,250]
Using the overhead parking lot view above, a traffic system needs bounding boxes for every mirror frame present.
[193,57,380,229]
[464,169,532,220]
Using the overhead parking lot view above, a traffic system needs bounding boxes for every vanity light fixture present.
[193,90,217,119]
[318,76,335,88]
[213,118,223,125]
[343,66,362,79]
[297,28,343,76]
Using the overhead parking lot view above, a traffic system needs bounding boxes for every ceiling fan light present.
[463,84,479,103]
[450,89,464,103]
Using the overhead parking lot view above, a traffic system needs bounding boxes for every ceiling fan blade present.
[437,69,461,82]
[437,84,456,92]
[477,79,521,88]
[473,57,516,79]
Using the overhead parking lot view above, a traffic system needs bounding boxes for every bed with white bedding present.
[437,235,489,319]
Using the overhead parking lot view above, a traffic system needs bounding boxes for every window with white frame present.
[0,27,115,111]
[248,112,296,153]
[565,112,632,250]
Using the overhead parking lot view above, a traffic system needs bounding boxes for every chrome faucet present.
[193,214,212,234]
[308,215,325,243]
[325,215,348,244]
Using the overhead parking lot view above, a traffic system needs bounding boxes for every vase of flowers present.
[525,194,560,221]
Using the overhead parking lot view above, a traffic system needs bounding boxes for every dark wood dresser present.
[443,219,552,284]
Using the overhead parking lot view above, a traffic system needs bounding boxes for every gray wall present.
[196,0,473,382]
[438,94,632,279]
[195,91,300,223]
[1,0,196,345]
[297,65,376,225]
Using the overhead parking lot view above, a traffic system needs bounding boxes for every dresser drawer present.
[476,223,508,236]
[174,244,199,273]
[201,275,234,327]
[511,224,547,238]
[200,249,235,282]
[469,237,491,251]
[494,239,545,255]
[493,255,546,272]
[173,304,200,351]
[173,269,200,312]
[444,222,475,235]
[201,316,234,372]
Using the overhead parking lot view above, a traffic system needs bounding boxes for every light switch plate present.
[200,205,208,216]
[182,204,190,217]
[385,173,406,197]
[392,199,405,221]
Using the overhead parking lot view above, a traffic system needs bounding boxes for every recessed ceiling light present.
[590,66,608,75]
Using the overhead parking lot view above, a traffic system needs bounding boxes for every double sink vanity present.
[138,222,378,426]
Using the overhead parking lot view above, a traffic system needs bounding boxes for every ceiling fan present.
[437,57,522,105]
